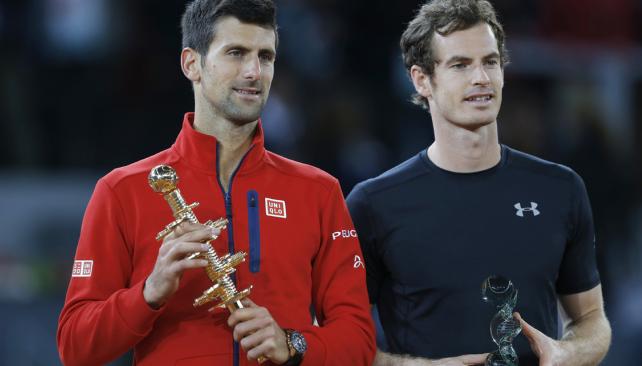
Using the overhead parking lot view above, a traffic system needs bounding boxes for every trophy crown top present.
[481,274,517,308]
[149,165,179,193]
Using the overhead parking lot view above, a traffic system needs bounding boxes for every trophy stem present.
[203,246,238,298]
[164,189,199,223]
[226,300,245,312]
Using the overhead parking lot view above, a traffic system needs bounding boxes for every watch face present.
[291,332,307,354]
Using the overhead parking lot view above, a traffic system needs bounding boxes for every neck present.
[193,104,257,192]
[428,117,501,173]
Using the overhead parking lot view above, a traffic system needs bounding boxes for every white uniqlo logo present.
[265,198,287,218]
[514,202,540,217]
[72,260,93,277]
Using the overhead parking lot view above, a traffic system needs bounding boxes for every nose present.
[472,64,490,86]
[243,56,261,81]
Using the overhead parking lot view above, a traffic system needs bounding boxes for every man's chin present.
[223,104,265,125]
[227,112,262,126]
[453,117,497,131]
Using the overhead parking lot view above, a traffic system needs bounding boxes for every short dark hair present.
[181,0,278,55]
[400,0,509,109]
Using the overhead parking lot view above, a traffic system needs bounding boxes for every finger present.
[163,221,204,240]
[163,229,219,254]
[245,337,275,361]
[165,222,218,242]
[233,316,272,341]
[514,312,545,356]
[241,297,258,308]
[243,328,282,361]
[164,242,210,261]
[238,324,274,351]
[169,258,208,274]
[158,219,186,242]
[159,236,202,257]
[514,312,539,339]
[457,353,489,364]
[160,228,220,259]
[227,307,268,328]
[177,226,220,243]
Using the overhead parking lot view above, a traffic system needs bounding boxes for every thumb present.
[241,297,258,308]
[514,312,543,355]
[515,312,538,338]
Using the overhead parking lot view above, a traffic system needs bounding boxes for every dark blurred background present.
[1,0,641,364]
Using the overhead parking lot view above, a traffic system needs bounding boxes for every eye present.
[485,59,500,66]
[259,52,275,63]
[450,63,466,69]
[227,49,242,57]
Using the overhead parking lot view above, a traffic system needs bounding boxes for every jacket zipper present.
[215,142,254,366]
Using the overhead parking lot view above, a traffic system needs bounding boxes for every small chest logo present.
[265,198,287,218]
[353,255,364,269]
[72,260,93,277]
[514,202,540,217]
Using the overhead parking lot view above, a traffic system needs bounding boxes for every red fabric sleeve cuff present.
[115,279,165,336]
[300,329,326,366]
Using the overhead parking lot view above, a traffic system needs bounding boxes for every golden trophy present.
[148,164,252,312]
[149,165,267,363]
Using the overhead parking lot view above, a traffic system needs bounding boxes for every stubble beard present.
[215,93,266,126]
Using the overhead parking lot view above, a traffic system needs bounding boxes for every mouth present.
[463,94,493,103]
[233,88,261,97]
[464,93,495,108]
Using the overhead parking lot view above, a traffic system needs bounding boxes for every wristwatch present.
[283,329,307,366]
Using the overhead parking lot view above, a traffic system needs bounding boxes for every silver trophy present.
[481,275,522,366]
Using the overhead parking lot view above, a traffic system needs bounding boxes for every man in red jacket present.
[56,0,375,365]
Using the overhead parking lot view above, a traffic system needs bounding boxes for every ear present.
[181,47,201,83]
[410,65,432,101]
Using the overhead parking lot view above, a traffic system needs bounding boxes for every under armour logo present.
[514,202,540,217]
[353,255,364,269]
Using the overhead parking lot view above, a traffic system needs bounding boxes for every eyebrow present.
[224,43,276,55]
[443,52,500,65]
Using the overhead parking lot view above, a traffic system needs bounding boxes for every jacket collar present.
[172,112,266,175]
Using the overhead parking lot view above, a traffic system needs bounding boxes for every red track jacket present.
[57,113,375,366]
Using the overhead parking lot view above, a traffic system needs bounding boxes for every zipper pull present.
[225,192,233,220]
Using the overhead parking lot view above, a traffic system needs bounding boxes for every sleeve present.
[345,183,385,304]
[56,178,164,366]
[300,180,376,366]
[555,172,601,295]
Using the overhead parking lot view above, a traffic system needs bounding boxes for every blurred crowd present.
[0,0,641,364]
